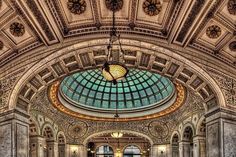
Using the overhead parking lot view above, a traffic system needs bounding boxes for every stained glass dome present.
[59,69,174,111]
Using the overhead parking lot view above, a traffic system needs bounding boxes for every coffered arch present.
[9,39,225,115]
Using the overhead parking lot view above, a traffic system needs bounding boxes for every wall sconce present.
[70,145,79,157]
[158,145,166,155]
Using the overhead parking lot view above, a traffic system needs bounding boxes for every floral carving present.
[67,122,88,139]
[143,0,162,16]
[10,22,25,37]
[206,25,221,39]
[227,0,236,15]
[105,0,123,12]
[67,0,86,15]
[148,121,169,139]
[229,41,236,52]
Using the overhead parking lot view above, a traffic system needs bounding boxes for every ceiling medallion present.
[227,0,236,15]
[10,22,25,37]
[206,25,221,39]
[0,40,3,50]
[67,0,86,15]
[143,0,162,16]
[229,41,236,52]
[148,121,169,139]
[105,0,123,12]
[67,122,88,139]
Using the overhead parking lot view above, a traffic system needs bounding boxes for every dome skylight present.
[60,68,174,111]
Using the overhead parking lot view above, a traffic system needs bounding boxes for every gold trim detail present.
[49,81,185,121]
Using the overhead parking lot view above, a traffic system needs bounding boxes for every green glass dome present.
[60,69,174,110]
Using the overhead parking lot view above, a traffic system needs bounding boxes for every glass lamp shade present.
[111,132,123,138]
[102,62,128,84]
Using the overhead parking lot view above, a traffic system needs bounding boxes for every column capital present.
[205,108,236,122]
[0,109,30,123]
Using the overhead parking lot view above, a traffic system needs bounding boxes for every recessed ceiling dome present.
[60,69,174,111]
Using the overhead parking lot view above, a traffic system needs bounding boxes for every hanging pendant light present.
[102,0,128,85]
[111,105,123,138]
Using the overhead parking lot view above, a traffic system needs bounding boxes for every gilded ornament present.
[49,81,185,121]
[227,0,236,15]
[143,0,162,16]
[105,0,123,12]
[67,0,86,15]
[229,41,236,52]
[206,25,221,39]
[10,22,25,37]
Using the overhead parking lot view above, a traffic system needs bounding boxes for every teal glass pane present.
[60,68,174,110]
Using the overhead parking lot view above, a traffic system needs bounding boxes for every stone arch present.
[57,131,66,144]
[83,130,154,146]
[41,123,56,141]
[181,123,195,141]
[170,131,180,144]
[122,144,143,156]
[122,144,143,152]
[8,39,225,114]
[29,118,40,136]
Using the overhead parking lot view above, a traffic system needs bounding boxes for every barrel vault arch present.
[9,39,225,115]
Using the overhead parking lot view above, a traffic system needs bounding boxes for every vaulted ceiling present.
[0,0,235,69]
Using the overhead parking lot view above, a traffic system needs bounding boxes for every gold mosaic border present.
[49,81,185,121]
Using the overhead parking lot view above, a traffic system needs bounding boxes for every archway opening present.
[43,126,55,157]
[58,134,66,157]
[182,126,194,157]
[85,131,151,157]
[171,133,179,157]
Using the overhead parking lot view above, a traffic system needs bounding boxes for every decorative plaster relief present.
[206,68,236,107]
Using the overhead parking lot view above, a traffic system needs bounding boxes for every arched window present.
[96,145,114,157]
[123,145,141,157]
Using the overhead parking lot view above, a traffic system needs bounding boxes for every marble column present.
[193,136,206,157]
[47,141,59,157]
[179,141,193,157]
[205,108,236,157]
[0,110,30,157]
[59,144,69,157]
[170,144,179,157]
[29,136,47,157]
